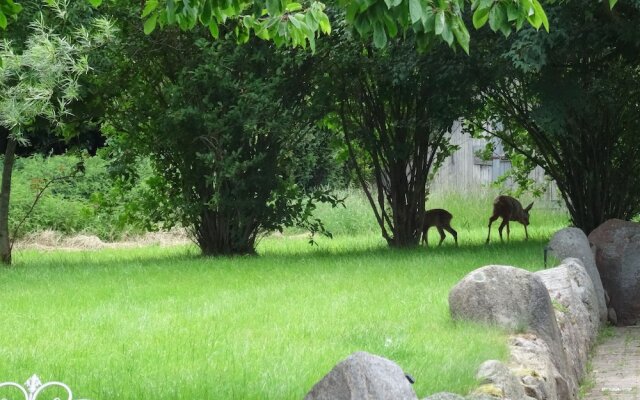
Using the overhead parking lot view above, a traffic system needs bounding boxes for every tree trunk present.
[195,208,258,256]
[0,138,17,265]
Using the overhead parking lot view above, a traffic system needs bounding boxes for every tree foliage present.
[2,0,554,53]
[139,0,550,53]
[467,0,640,233]
[101,17,340,255]
[0,0,114,264]
[316,28,479,247]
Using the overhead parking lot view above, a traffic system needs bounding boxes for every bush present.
[9,154,150,240]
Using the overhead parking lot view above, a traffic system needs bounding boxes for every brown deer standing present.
[422,209,458,247]
[486,195,533,243]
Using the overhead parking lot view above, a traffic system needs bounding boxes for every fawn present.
[422,209,458,247]
[486,195,533,243]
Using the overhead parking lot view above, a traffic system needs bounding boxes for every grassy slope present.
[0,191,569,399]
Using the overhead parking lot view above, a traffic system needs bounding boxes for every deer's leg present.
[445,226,458,246]
[486,215,499,243]
[524,225,529,241]
[498,219,508,242]
[437,227,446,246]
[422,227,429,246]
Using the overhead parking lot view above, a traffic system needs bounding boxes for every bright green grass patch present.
[0,231,558,400]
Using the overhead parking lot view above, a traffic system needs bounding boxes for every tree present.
[138,0,551,53]
[466,0,640,233]
[316,29,479,247]
[0,0,114,264]
[2,0,553,54]
[101,16,339,256]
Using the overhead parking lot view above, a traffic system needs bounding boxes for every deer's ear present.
[525,202,534,212]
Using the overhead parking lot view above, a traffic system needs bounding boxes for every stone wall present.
[303,227,608,399]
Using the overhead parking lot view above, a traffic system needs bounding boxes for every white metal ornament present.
[0,374,83,400]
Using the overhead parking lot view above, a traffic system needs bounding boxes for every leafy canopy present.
[137,0,551,54]
[1,0,558,53]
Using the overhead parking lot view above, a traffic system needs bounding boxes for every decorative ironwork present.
[0,374,84,400]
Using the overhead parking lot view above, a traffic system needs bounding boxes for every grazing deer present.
[486,195,533,243]
[422,209,458,247]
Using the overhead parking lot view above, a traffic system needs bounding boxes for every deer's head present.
[520,202,534,226]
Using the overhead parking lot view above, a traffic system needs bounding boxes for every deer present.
[422,209,458,247]
[486,195,533,244]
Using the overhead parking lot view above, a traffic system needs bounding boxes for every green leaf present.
[488,4,505,32]
[285,2,303,11]
[200,0,212,24]
[373,22,387,48]
[451,17,469,54]
[506,3,519,21]
[383,13,398,37]
[143,14,158,34]
[308,34,316,53]
[289,13,302,28]
[318,13,331,33]
[472,6,490,28]
[87,0,103,7]
[499,23,511,37]
[609,0,618,8]
[346,2,359,23]
[305,12,318,31]
[521,0,534,16]
[435,10,446,35]
[474,0,493,11]
[255,27,270,39]
[440,18,454,45]
[422,10,435,32]
[409,0,423,24]
[208,21,219,38]
[0,10,6,29]
[237,27,250,43]
[266,0,282,15]
[526,7,542,29]
[532,0,549,31]
[142,0,158,18]
[166,0,176,23]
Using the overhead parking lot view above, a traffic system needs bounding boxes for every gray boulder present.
[448,265,566,372]
[547,227,607,322]
[422,393,465,400]
[535,259,600,395]
[508,334,573,400]
[588,219,640,326]
[304,351,418,400]
[475,360,535,400]
[449,265,576,398]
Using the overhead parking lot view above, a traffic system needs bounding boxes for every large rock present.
[535,259,600,396]
[475,360,535,400]
[304,352,418,400]
[449,265,573,399]
[588,219,640,326]
[547,227,607,322]
[422,393,465,400]
[508,334,572,400]
[451,267,565,360]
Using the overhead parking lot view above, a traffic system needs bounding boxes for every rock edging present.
[447,228,605,400]
[303,227,608,400]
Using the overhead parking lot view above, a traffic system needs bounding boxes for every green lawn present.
[0,225,562,399]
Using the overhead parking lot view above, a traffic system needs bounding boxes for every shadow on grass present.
[10,237,551,273]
